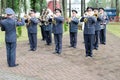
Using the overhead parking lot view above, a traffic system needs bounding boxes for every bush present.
[17,27,22,38]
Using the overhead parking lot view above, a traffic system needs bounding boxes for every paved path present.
[0,31,120,80]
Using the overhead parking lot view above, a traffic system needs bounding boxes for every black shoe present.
[28,49,33,51]
[57,51,61,54]
[48,43,52,45]
[53,52,57,54]
[69,45,73,48]
[94,47,98,50]
[101,42,106,45]
[32,48,36,51]
[89,55,93,57]
[103,43,106,45]
[46,43,51,46]
[41,39,45,41]
[9,64,19,67]
[73,46,76,48]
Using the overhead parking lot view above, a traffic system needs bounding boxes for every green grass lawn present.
[0,25,69,46]
[0,23,119,46]
[107,23,120,38]
[0,26,42,45]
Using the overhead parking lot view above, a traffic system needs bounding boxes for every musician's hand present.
[103,16,106,19]
[27,16,31,20]
[54,14,57,17]
[68,18,72,22]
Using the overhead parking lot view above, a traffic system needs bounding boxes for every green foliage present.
[6,0,19,12]
[64,22,69,32]
[88,0,120,9]
[0,26,42,45]
[30,0,47,12]
[17,27,22,38]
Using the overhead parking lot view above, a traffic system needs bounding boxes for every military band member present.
[93,8,102,50]
[68,10,79,48]
[27,10,39,51]
[44,14,52,45]
[80,7,96,57]
[99,8,109,45]
[40,20,46,41]
[39,9,47,41]
[0,8,25,67]
[52,9,64,54]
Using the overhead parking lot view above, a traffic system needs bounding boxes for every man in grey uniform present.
[0,8,25,67]
[52,9,64,54]
[68,10,79,48]
[99,8,109,45]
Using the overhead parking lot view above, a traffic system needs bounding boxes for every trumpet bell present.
[93,14,98,18]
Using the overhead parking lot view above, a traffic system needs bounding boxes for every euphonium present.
[43,10,49,25]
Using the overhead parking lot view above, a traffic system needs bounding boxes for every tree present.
[30,0,47,13]
[24,0,27,14]
[39,0,47,14]
[1,0,6,14]
[88,0,107,8]
[69,0,71,17]
[116,0,119,17]
[62,0,67,18]
[81,0,85,16]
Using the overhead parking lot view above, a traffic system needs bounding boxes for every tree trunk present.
[0,0,2,15]
[53,0,56,13]
[24,0,27,14]
[62,0,67,18]
[1,0,6,14]
[18,0,22,18]
[81,0,85,16]
[31,0,36,10]
[12,0,14,9]
[116,0,119,16]
[69,0,71,17]
[40,0,43,14]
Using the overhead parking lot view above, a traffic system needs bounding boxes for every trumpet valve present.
[84,18,88,23]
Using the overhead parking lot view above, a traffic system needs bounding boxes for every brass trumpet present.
[24,14,31,24]
[66,18,72,23]
[84,17,88,23]
[93,14,98,18]
[50,14,56,25]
